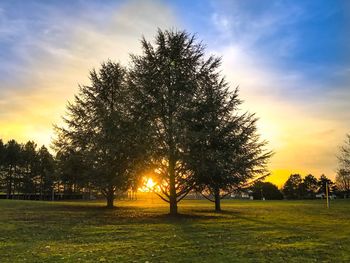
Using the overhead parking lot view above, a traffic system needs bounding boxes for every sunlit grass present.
[0,197,349,262]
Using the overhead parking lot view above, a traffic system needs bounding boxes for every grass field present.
[0,196,349,262]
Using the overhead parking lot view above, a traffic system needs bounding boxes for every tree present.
[186,75,271,211]
[318,174,334,196]
[303,174,318,199]
[3,140,22,198]
[336,169,350,198]
[56,149,89,194]
[54,61,146,208]
[282,174,303,199]
[0,140,5,193]
[250,181,283,200]
[336,134,350,198]
[129,30,211,215]
[21,141,38,195]
[36,145,55,199]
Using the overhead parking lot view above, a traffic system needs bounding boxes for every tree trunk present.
[214,188,221,212]
[106,186,115,209]
[40,175,43,200]
[169,153,178,216]
[6,165,13,199]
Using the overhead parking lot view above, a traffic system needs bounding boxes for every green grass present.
[0,196,349,262]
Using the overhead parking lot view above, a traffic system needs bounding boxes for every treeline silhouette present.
[0,139,55,199]
[282,174,339,199]
[0,139,83,200]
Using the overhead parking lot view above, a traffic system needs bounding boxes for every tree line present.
[0,140,54,199]
[282,174,338,199]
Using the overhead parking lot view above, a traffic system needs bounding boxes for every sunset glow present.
[138,177,157,193]
[0,0,349,186]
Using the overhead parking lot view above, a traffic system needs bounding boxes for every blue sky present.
[0,0,349,183]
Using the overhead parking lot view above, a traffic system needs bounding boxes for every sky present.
[0,0,349,186]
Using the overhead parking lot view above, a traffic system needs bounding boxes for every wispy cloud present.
[0,0,178,146]
[205,0,350,180]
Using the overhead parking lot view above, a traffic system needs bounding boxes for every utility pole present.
[326,182,329,208]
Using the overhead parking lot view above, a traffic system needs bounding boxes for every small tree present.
[54,61,146,208]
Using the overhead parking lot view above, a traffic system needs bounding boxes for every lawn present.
[0,196,349,262]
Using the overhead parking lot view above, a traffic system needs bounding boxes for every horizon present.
[1,0,350,186]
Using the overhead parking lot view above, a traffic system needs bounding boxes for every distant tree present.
[250,181,283,200]
[56,150,89,194]
[0,140,4,193]
[336,169,350,198]
[129,30,211,215]
[303,174,318,199]
[317,174,335,196]
[36,145,55,199]
[3,140,22,198]
[336,134,350,198]
[21,141,38,194]
[54,61,146,208]
[282,174,303,199]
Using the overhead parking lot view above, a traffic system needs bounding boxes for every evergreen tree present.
[54,61,146,208]
[130,30,199,214]
[129,29,216,215]
[22,141,38,194]
[186,77,271,211]
[36,145,55,199]
[3,140,22,198]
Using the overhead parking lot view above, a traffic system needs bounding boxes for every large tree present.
[54,61,146,208]
[186,74,272,211]
[129,30,212,215]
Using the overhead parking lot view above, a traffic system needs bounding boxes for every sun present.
[145,178,156,189]
[138,177,157,192]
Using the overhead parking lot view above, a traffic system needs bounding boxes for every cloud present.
[206,2,350,180]
[0,0,178,147]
